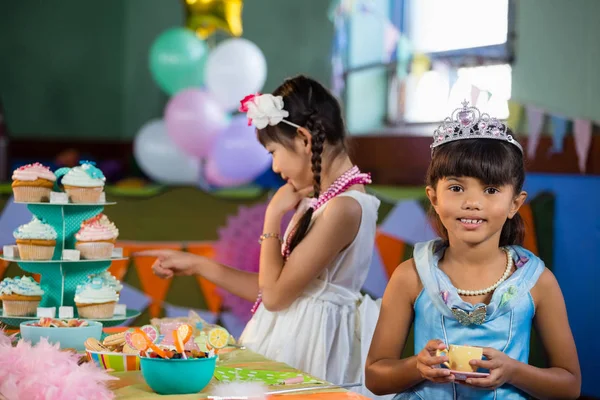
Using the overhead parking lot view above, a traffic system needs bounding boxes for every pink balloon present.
[165,89,229,158]
[204,158,247,187]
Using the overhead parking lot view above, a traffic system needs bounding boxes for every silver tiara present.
[431,100,523,154]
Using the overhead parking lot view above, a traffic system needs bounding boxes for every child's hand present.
[465,347,517,389]
[135,250,201,279]
[267,183,313,217]
[416,339,454,384]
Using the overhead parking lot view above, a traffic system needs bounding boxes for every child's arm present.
[259,195,362,311]
[468,268,581,399]
[365,259,454,395]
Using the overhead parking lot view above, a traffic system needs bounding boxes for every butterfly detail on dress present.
[451,305,487,326]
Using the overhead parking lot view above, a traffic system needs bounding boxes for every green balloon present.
[149,28,209,95]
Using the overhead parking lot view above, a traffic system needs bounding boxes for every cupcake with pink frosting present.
[74,214,119,259]
[11,163,56,202]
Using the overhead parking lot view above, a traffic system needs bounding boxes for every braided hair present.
[257,75,346,254]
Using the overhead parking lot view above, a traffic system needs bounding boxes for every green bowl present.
[140,355,217,395]
[20,320,103,351]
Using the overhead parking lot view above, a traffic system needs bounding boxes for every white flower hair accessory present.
[239,93,300,129]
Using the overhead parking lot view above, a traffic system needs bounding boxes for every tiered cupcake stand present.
[0,200,140,327]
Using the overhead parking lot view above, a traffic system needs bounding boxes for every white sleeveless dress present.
[239,191,392,399]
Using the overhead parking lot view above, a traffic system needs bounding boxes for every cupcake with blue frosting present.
[56,160,106,203]
[0,276,44,316]
[74,276,118,318]
[13,216,57,260]
[83,271,123,295]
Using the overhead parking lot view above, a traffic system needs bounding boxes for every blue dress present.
[394,239,544,399]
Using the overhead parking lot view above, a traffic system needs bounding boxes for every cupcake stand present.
[0,200,140,328]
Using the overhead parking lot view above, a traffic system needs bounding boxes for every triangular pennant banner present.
[470,85,481,107]
[375,231,406,278]
[550,115,569,153]
[0,260,9,280]
[507,100,524,132]
[108,242,133,281]
[525,106,545,160]
[131,243,182,318]
[118,283,152,326]
[519,204,538,255]
[363,247,389,299]
[187,243,222,313]
[0,198,30,248]
[379,200,437,245]
[574,119,592,172]
[220,311,247,340]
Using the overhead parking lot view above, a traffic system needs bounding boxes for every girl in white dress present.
[140,76,389,398]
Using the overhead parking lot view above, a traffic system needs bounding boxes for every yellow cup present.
[436,344,483,372]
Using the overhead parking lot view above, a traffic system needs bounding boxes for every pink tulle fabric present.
[215,202,292,322]
[0,330,116,400]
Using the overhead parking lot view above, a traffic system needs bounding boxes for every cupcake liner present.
[12,186,52,202]
[17,244,55,260]
[2,299,40,316]
[77,302,116,319]
[76,242,114,260]
[64,186,103,203]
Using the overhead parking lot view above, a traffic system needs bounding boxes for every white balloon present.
[134,119,201,185]
[205,38,267,111]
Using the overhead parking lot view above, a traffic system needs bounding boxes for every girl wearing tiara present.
[140,76,387,397]
[365,102,581,399]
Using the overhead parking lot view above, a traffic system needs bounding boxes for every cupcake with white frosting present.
[0,276,44,316]
[13,217,57,260]
[74,276,118,318]
[56,161,106,203]
[84,271,123,295]
[11,163,56,202]
[75,215,119,259]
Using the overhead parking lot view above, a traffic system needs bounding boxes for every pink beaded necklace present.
[251,165,372,314]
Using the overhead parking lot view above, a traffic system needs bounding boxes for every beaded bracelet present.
[258,232,282,244]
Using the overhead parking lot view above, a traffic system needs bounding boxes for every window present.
[392,0,513,124]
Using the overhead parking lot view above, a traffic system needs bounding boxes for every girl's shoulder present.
[388,258,423,305]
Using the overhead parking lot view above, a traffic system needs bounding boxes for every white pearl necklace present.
[456,248,513,296]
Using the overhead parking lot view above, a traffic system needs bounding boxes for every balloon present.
[149,28,209,95]
[184,0,243,39]
[209,115,271,184]
[204,158,247,187]
[164,89,229,158]
[133,119,201,185]
[205,38,267,111]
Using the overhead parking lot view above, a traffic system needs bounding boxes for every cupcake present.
[11,163,56,202]
[75,215,118,260]
[13,217,57,260]
[0,276,44,316]
[57,161,105,203]
[74,277,118,319]
[84,271,123,295]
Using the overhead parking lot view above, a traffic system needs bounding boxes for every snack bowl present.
[20,320,103,351]
[140,355,217,395]
[86,350,141,372]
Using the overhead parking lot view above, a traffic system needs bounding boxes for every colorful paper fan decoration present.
[215,202,292,322]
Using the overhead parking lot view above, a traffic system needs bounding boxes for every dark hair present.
[257,75,346,254]
[426,136,525,247]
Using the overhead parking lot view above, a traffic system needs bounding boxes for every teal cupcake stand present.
[0,200,140,327]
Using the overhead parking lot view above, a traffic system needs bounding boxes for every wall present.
[0,0,333,140]
[512,0,600,121]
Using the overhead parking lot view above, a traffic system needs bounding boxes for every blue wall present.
[524,173,599,397]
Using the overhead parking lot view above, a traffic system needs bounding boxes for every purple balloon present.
[210,115,271,183]
[204,158,247,187]
[165,89,229,158]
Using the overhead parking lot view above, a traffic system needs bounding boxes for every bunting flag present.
[379,200,436,244]
[108,242,134,281]
[220,311,247,340]
[131,243,182,318]
[363,247,389,298]
[187,243,223,313]
[0,259,8,280]
[410,53,430,78]
[519,204,538,255]
[506,100,524,131]
[574,119,592,172]
[0,198,29,249]
[375,232,406,278]
[525,106,545,160]
[470,85,481,107]
[550,115,569,153]
[118,283,152,325]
